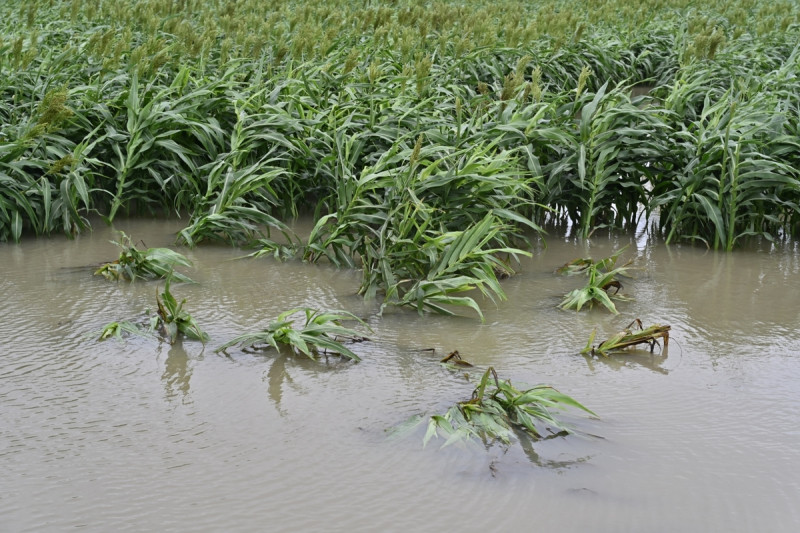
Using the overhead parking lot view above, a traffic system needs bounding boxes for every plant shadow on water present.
[513,429,594,471]
[264,353,296,416]
[581,347,671,375]
[221,346,355,416]
[261,351,350,417]
[160,341,200,403]
[426,418,597,475]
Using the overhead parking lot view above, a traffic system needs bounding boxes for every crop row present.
[2,0,800,313]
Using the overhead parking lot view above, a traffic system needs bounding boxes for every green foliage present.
[533,81,668,238]
[304,140,535,320]
[215,308,370,361]
[154,274,208,344]
[423,367,596,447]
[655,75,800,249]
[558,247,633,314]
[96,320,154,341]
[93,273,206,344]
[94,232,195,283]
[2,0,799,301]
[175,102,302,247]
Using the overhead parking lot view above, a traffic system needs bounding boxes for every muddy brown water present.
[2,219,799,532]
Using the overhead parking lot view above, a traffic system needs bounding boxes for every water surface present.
[1,220,799,532]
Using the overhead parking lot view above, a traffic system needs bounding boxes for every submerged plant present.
[215,308,370,361]
[558,247,633,314]
[582,318,671,357]
[244,238,299,261]
[381,214,531,321]
[93,273,206,344]
[95,232,195,283]
[154,273,208,344]
[423,367,596,447]
[440,350,474,368]
[96,320,154,341]
[304,139,536,321]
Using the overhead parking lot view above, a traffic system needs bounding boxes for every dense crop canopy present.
[2,0,800,316]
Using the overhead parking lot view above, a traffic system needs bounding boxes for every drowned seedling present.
[215,308,371,361]
[95,232,195,283]
[422,367,596,447]
[96,320,155,341]
[582,318,671,357]
[154,273,208,344]
[440,350,474,369]
[557,247,633,314]
[95,271,207,344]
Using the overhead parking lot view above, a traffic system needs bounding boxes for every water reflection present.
[161,342,193,402]
[660,245,800,327]
[5,219,800,532]
[515,430,593,470]
[258,349,353,414]
[581,348,670,375]
[264,353,297,416]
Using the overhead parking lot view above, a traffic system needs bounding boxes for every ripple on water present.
[2,224,800,532]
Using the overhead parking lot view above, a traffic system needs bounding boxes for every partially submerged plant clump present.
[95,232,194,283]
[215,308,370,361]
[558,247,633,314]
[155,274,208,344]
[582,318,671,357]
[423,367,596,447]
[97,320,154,341]
[96,272,207,344]
[301,143,537,321]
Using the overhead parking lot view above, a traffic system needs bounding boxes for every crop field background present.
[2,0,800,314]
[4,3,800,530]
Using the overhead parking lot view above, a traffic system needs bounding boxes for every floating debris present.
[440,350,474,367]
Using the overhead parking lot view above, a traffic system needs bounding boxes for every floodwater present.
[1,219,799,532]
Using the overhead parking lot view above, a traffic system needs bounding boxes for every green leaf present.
[11,210,22,242]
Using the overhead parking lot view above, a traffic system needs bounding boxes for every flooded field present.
[2,219,799,532]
